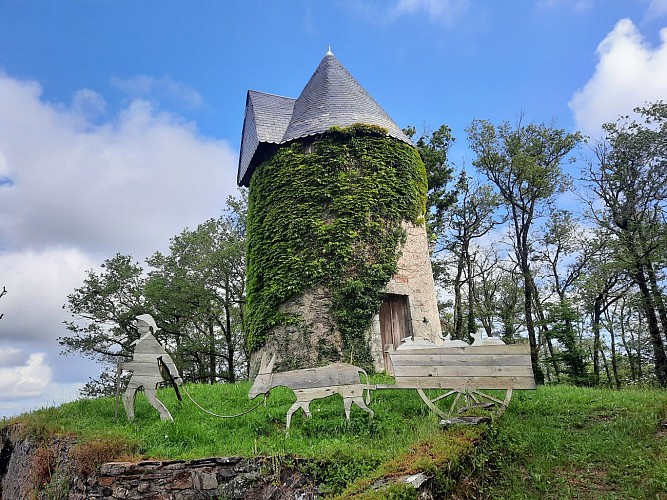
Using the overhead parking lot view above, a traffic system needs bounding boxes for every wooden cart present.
[377,342,536,418]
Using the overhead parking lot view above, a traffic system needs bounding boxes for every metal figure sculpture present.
[121,314,182,422]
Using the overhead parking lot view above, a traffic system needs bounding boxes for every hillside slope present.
[1,383,666,498]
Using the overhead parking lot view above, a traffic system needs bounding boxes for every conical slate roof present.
[281,52,410,144]
[237,51,411,187]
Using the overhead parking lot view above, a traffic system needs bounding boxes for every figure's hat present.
[135,313,159,332]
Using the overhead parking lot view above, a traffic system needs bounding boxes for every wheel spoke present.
[448,392,462,415]
[431,389,457,403]
[474,390,505,406]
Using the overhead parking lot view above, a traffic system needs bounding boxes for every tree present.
[467,119,581,383]
[585,102,667,386]
[145,192,247,383]
[403,124,457,242]
[60,254,146,395]
[444,171,503,340]
[535,209,590,383]
[62,193,249,395]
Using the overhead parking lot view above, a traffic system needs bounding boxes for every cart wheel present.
[417,388,513,418]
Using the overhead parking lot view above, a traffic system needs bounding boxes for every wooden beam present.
[392,376,537,390]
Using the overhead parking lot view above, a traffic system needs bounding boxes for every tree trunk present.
[529,273,560,379]
[521,254,543,384]
[592,296,603,385]
[618,301,636,382]
[466,252,476,338]
[599,345,613,388]
[453,252,465,340]
[605,311,621,389]
[208,319,216,384]
[647,262,667,341]
[634,265,667,386]
[225,299,236,383]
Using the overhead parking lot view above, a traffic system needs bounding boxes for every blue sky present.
[1,0,666,417]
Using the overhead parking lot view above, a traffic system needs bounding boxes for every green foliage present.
[245,124,427,366]
[545,299,590,384]
[586,101,667,387]
[60,194,249,394]
[145,192,247,383]
[5,376,481,497]
[60,254,147,395]
[467,119,582,385]
[403,124,456,237]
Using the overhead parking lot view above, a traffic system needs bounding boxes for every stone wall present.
[370,222,442,371]
[251,223,442,376]
[71,457,317,499]
[250,284,342,376]
[1,422,439,499]
[1,423,319,499]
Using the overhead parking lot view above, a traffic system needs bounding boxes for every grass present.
[483,385,667,499]
[3,382,667,498]
[3,375,486,496]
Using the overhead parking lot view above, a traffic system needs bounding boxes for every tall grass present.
[484,385,667,499]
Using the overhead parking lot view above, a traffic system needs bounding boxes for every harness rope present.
[181,385,265,418]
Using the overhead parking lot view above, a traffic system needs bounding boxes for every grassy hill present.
[3,381,667,498]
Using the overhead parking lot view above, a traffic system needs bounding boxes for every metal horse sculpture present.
[248,353,374,431]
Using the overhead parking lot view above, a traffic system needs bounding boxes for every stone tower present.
[238,51,442,373]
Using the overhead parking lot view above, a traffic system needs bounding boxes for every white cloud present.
[0,347,28,368]
[0,248,97,343]
[0,352,52,399]
[536,0,594,13]
[0,71,238,416]
[71,88,108,120]
[569,19,667,136]
[111,75,204,109]
[0,73,238,255]
[391,0,469,24]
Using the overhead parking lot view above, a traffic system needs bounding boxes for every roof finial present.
[326,45,333,56]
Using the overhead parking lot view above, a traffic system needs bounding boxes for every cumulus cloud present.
[569,19,667,136]
[71,88,108,120]
[111,75,204,109]
[0,248,97,344]
[0,71,238,416]
[0,347,29,368]
[0,73,237,255]
[0,352,52,399]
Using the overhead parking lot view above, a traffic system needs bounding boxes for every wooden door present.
[380,294,412,374]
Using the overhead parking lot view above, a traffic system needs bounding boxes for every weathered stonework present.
[1,421,445,499]
[0,424,319,499]
[71,457,318,499]
[250,223,441,376]
[370,223,442,372]
[1,423,76,500]
[250,285,342,376]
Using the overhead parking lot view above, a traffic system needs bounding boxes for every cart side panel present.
[388,343,536,390]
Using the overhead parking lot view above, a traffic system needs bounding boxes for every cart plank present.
[393,365,535,378]
[393,375,536,390]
